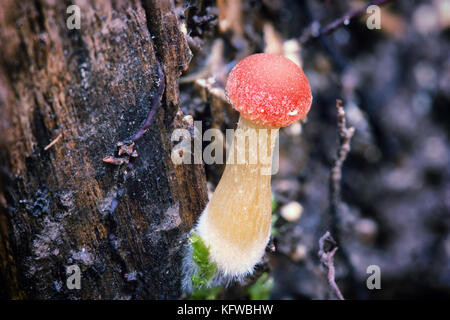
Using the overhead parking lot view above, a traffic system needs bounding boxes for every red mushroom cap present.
[225,53,312,128]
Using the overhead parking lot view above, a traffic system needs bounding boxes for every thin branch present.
[318,231,344,300]
[319,100,355,300]
[102,61,166,221]
[300,0,392,45]
[102,60,165,172]
[44,133,62,150]
[330,99,355,235]
[132,60,165,142]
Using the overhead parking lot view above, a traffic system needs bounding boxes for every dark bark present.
[0,0,207,299]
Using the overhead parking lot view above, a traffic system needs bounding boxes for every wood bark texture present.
[0,0,208,299]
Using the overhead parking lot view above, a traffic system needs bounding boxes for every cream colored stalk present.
[197,116,278,276]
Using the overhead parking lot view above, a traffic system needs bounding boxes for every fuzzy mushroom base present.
[196,117,278,278]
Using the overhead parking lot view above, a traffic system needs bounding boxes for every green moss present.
[189,285,223,300]
[189,232,222,299]
[248,272,274,300]
[271,193,280,237]
[271,214,279,237]
[271,193,278,212]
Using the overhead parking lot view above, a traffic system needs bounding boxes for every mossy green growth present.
[271,193,278,212]
[248,272,274,300]
[271,214,279,237]
[271,193,280,237]
[189,232,221,299]
[189,285,223,300]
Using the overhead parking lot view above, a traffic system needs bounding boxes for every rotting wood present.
[0,0,207,299]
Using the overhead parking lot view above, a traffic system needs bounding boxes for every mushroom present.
[196,53,312,277]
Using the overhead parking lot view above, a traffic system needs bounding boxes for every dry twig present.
[300,0,392,45]
[44,133,62,151]
[132,61,165,142]
[330,99,355,232]
[318,231,344,300]
[319,100,355,300]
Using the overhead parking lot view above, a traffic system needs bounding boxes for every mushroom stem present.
[197,116,279,277]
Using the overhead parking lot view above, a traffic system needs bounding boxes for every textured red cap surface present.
[225,53,312,127]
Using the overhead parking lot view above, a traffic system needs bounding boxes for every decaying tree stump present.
[0,0,208,299]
